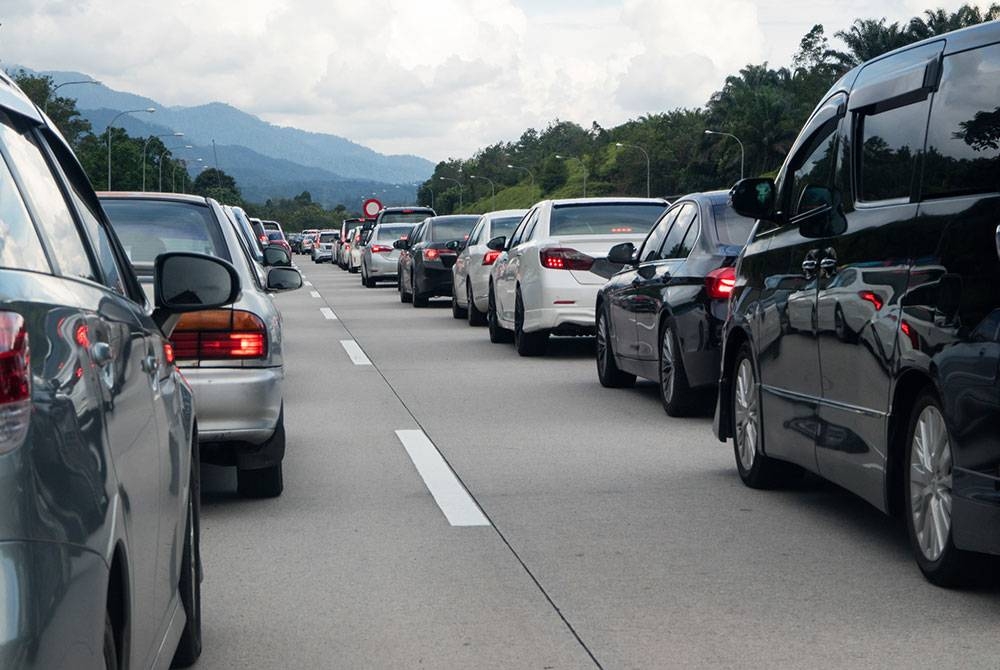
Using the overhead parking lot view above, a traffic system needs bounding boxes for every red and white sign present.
[362,198,383,219]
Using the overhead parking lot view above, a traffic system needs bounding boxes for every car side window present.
[508,210,536,248]
[468,220,485,245]
[523,215,540,242]
[0,132,49,273]
[0,119,97,282]
[789,121,839,218]
[658,203,697,259]
[638,206,681,263]
[857,99,930,202]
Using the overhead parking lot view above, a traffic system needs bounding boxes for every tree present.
[10,70,92,147]
[192,168,242,205]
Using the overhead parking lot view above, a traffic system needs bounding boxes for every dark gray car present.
[0,72,240,667]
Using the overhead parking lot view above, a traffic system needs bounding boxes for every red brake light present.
[706,267,737,300]
[0,312,31,453]
[424,248,441,261]
[858,290,883,311]
[163,342,175,365]
[482,250,501,265]
[370,244,392,253]
[540,248,594,271]
[171,310,267,361]
[610,227,633,233]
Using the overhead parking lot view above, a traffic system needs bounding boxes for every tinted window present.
[490,215,522,237]
[467,220,485,245]
[376,224,412,240]
[923,44,1000,199]
[549,203,666,236]
[789,121,838,217]
[102,200,230,264]
[0,146,48,273]
[267,231,286,241]
[639,206,681,263]
[1,121,95,281]
[430,217,478,241]
[319,233,338,243]
[711,202,755,246]
[508,210,536,248]
[858,99,930,201]
[660,204,698,259]
[381,211,433,224]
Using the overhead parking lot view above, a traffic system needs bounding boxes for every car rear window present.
[490,216,522,236]
[549,203,666,236]
[380,211,433,224]
[711,203,755,247]
[319,233,338,242]
[102,199,230,264]
[267,231,286,241]
[377,224,412,240]
[430,217,479,241]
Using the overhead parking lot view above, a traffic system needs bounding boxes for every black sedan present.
[397,215,480,307]
[595,191,754,415]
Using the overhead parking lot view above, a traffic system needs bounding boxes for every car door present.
[495,210,535,323]
[456,218,484,296]
[403,222,424,292]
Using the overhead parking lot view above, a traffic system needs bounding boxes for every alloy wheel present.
[660,328,676,404]
[734,357,759,471]
[909,404,953,562]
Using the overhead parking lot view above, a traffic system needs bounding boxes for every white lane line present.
[320,307,338,321]
[339,339,372,366]
[395,430,490,527]
[304,280,313,287]
[310,290,321,298]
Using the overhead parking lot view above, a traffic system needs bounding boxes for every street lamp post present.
[44,79,99,114]
[158,145,192,191]
[107,107,155,189]
[438,176,463,210]
[173,156,202,192]
[506,163,534,187]
[704,130,745,180]
[555,155,588,197]
[470,175,496,211]
[615,142,651,198]
[424,185,434,209]
[142,133,184,191]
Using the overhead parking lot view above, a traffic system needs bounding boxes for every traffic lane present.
[319,270,1000,668]
[196,274,594,669]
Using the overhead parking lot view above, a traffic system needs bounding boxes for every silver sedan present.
[361,223,413,287]
[451,209,527,323]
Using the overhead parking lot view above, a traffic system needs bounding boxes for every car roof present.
[0,71,45,123]
[98,191,211,206]
[546,196,669,207]
[483,209,529,218]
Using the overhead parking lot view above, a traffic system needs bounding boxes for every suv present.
[0,72,242,668]
[716,23,1000,585]
[367,206,435,245]
[312,229,340,263]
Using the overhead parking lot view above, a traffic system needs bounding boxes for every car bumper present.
[313,250,332,261]
[181,366,283,445]
[416,268,454,297]
[523,283,599,334]
[368,253,399,277]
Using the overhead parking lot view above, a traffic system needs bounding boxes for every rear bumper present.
[523,283,599,333]
[416,268,454,297]
[368,253,399,277]
[181,366,283,445]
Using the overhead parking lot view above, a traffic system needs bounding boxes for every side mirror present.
[263,245,291,267]
[730,178,776,221]
[266,267,304,292]
[486,236,506,251]
[393,239,410,250]
[153,252,241,333]
[607,242,637,265]
[445,240,465,251]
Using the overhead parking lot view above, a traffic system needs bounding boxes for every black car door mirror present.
[607,242,637,265]
[262,245,291,267]
[730,178,776,220]
[393,239,410,250]
[445,240,461,251]
[266,267,304,292]
[153,252,241,333]
[486,236,506,251]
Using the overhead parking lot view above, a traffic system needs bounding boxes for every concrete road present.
[197,260,999,669]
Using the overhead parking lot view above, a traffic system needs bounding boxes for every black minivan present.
[716,22,1000,585]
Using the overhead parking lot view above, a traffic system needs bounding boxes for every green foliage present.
[9,70,93,147]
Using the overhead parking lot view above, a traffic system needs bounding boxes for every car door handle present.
[820,248,838,277]
[141,354,159,374]
[90,342,113,367]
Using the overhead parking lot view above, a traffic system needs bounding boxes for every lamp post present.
[107,107,155,189]
[424,185,434,209]
[438,176,463,210]
[158,145,192,191]
[470,175,496,211]
[506,163,534,187]
[142,132,184,191]
[44,79,99,114]
[555,155,587,197]
[704,130,745,180]
[174,157,202,193]
[615,142,651,198]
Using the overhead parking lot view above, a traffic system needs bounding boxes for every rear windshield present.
[711,203,755,247]
[549,203,666,236]
[381,211,434,224]
[431,217,479,241]
[267,231,286,241]
[103,199,229,264]
[491,216,522,235]
[377,224,412,240]
[319,233,338,242]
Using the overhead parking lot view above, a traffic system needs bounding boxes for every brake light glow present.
[370,244,393,253]
[482,250,501,265]
[171,310,267,361]
[859,291,883,311]
[163,342,175,365]
[610,227,633,233]
[706,267,737,300]
[423,248,455,261]
[0,312,31,453]
[540,248,594,271]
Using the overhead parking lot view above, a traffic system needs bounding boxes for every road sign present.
[363,198,382,219]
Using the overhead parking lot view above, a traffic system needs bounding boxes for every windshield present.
[490,215,522,236]
[711,203,755,247]
[319,233,338,243]
[431,217,479,242]
[377,224,412,240]
[549,203,666,236]
[381,211,434,224]
[103,199,230,264]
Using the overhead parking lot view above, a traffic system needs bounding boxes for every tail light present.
[858,290,883,311]
[423,248,455,261]
[483,250,501,265]
[171,310,267,361]
[345,244,350,251]
[540,248,594,271]
[0,312,31,453]
[370,244,393,253]
[706,267,736,300]
[163,342,175,365]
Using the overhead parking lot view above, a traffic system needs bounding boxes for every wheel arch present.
[885,368,936,518]
[716,325,751,440]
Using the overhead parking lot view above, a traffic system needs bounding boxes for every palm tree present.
[828,18,916,71]
[909,3,1000,39]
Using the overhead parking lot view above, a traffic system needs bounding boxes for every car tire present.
[596,308,635,388]
[237,416,284,498]
[348,263,358,274]
[904,390,980,586]
[104,612,118,670]
[413,293,429,308]
[659,323,698,417]
[467,283,487,327]
[451,287,467,319]
[488,284,513,343]
[732,342,798,488]
[514,289,548,356]
[171,435,202,667]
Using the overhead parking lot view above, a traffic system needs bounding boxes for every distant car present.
[225,204,267,271]
[337,218,364,268]
[365,206,435,245]
[595,191,754,416]
[396,215,479,307]
[266,230,291,253]
[0,73,242,669]
[348,227,367,273]
[102,192,303,500]
[487,197,668,355]
[312,230,340,263]
[262,219,284,236]
[451,209,527,324]
[300,228,320,254]
[288,232,304,253]
[361,223,413,287]
[339,226,359,269]
[249,217,268,250]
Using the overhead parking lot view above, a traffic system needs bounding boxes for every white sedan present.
[487,197,669,356]
[451,209,528,324]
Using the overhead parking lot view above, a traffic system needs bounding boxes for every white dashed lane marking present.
[395,430,490,527]
[320,308,338,320]
[310,290,321,298]
[339,339,372,366]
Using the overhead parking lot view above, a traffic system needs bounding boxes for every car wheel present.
[488,284,513,343]
[467,282,487,327]
[104,613,118,670]
[659,323,698,417]
[171,435,202,667]
[596,308,635,388]
[514,289,548,356]
[732,343,798,488]
[237,416,284,498]
[399,271,412,303]
[348,263,358,274]
[904,390,978,586]
[413,293,429,308]
[451,286,467,319]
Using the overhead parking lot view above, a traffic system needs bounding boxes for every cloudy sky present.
[1,0,972,161]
